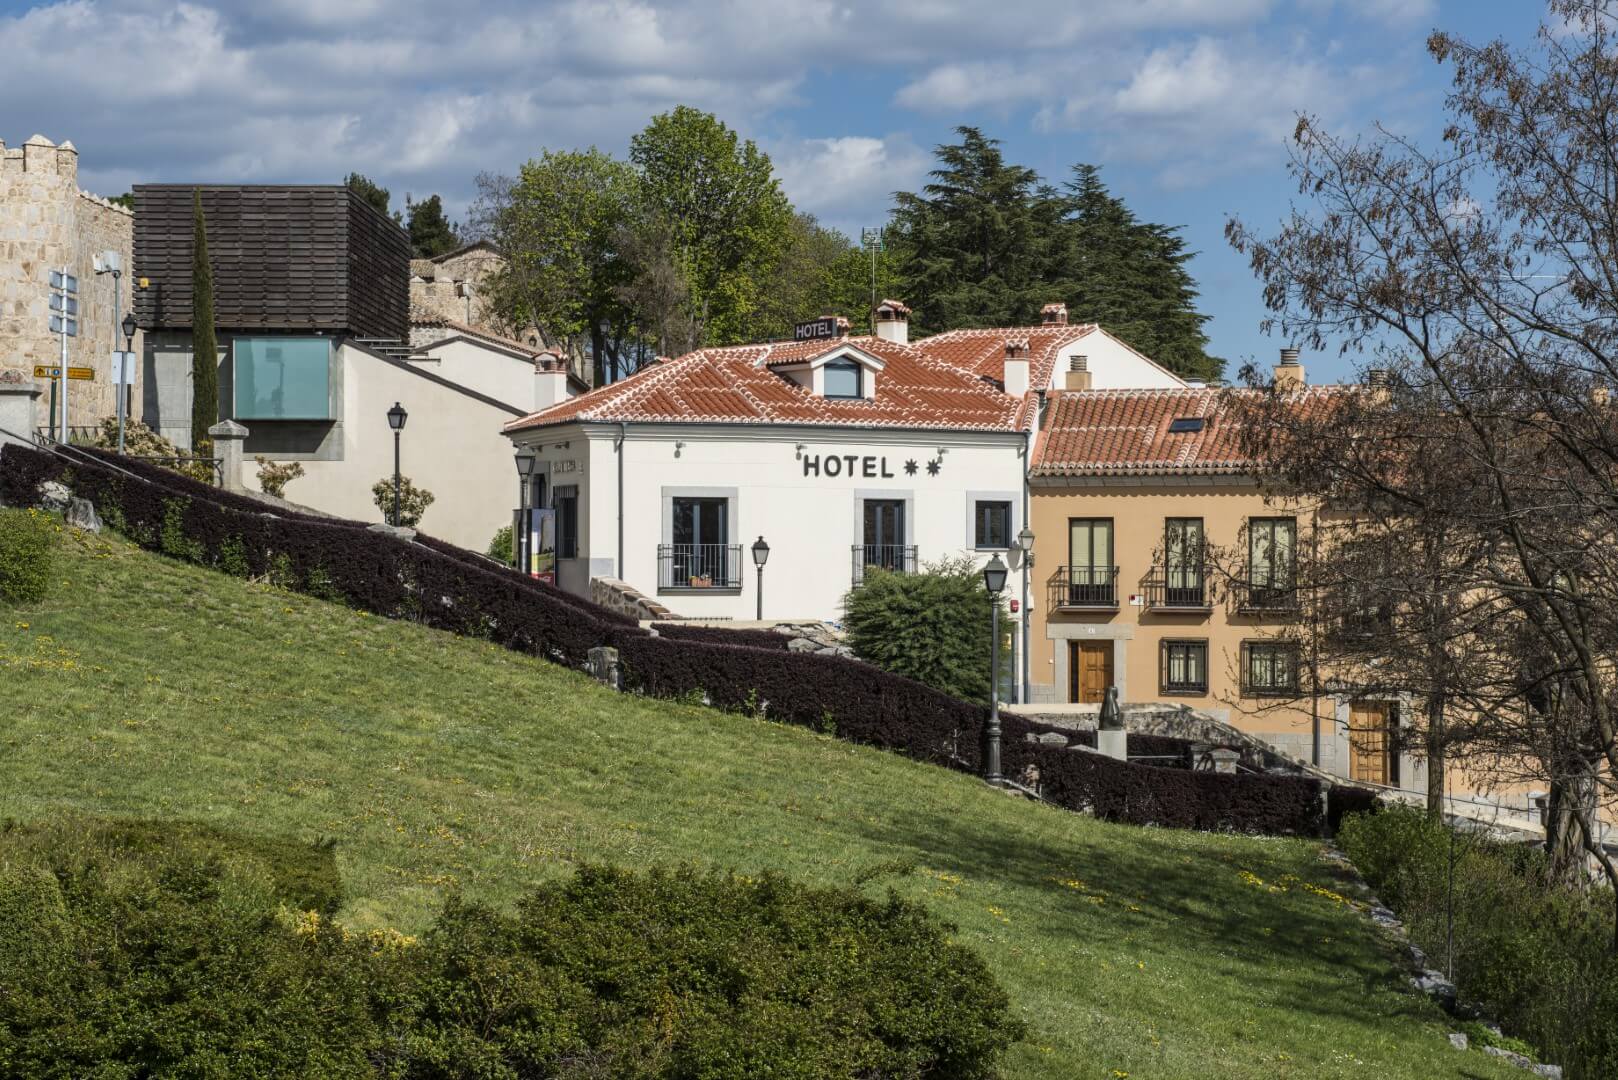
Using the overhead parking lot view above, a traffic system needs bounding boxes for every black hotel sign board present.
[793,316,840,342]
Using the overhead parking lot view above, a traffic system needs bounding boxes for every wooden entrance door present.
[1070,642,1114,704]
[1349,702,1391,785]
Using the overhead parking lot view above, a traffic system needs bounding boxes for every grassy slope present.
[0,528,1516,1080]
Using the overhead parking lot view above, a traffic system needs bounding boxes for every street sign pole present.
[58,268,68,443]
[47,268,78,443]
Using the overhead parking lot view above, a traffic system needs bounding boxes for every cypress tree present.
[190,189,219,452]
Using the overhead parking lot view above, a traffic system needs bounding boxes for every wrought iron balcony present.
[851,544,918,587]
[658,543,742,590]
[1047,565,1119,609]
[1241,581,1300,613]
[1141,566,1211,611]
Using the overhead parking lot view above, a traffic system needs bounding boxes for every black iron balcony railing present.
[658,543,742,590]
[1142,566,1211,610]
[851,544,918,587]
[1241,581,1300,612]
[1047,565,1120,609]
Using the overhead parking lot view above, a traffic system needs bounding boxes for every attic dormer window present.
[1168,417,1205,433]
[824,359,863,399]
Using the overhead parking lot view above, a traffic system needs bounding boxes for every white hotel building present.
[502,302,1186,632]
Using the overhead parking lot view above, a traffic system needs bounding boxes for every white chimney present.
[1274,347,1305,390]
[874,298,911,345]
[534,352,570,410]
[1064,355,1092,391]
[1004,339,1030,398]
[1041,302,1068,327]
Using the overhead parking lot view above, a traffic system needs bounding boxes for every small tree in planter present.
[371,476,435,528]
[255,457,305,499]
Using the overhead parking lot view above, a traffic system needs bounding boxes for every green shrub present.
[383,863,1024,1079]
[0,507,56,604]
[1339,804,1618,1079]
[0,824,1021,1080]
[256,456,306,499]
[487,524,514,564]
[844,556,1010,704]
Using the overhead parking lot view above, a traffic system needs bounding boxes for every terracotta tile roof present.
[504,334,1042,434]
[1031,386,1345,476]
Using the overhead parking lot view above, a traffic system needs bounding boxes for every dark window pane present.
[975,501,1011,548]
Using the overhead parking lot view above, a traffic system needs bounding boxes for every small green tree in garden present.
[487,524,513,564]
[844,556,1009,704]
[371,476,434,528]
[0,508,57,604]
[190,189,219,453]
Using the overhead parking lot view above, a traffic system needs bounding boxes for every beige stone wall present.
[0,135,140,439]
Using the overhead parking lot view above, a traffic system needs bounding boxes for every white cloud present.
[770,134,930,233]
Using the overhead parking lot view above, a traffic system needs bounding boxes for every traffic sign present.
[48,270,78,294]
[33,366,95,381]
[48,294,78,315]
[48,314,78,337]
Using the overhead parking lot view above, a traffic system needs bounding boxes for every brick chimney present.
[873,298,910,345]
[1041,302,1068,327]
[1274,347,1305,390]
[533,352,570,410]
[1003,339,1030,398]
[1064,355,1092,391]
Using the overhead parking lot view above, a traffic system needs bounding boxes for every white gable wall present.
[1048,328,1187,390]
[409,337,541,411]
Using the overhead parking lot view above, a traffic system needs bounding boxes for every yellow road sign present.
[33,366,95,381]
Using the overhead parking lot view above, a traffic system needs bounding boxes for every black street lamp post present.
[983,553,1009,784]
[514,448,538,571]
[119,312,137,455]
[387,402,408,526]
[751,536,770,620]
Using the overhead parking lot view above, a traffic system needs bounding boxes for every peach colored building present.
[1026,354,1432,794]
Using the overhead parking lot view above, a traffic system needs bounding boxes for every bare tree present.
[1226,1,1618,901]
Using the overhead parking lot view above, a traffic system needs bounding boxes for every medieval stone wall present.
[0,135,140,439]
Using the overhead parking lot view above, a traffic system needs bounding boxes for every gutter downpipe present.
[616,422,627,580]
[1021,420,1034,705]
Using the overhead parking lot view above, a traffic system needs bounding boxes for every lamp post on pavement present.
[751,535,770,620]
[1015,524,1034,703]
[120,312,137,455]
[983,553,1009,785]
[514,448,538,571]
[386,402,408,526]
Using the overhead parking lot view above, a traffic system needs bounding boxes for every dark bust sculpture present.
[1098,685,1123,731]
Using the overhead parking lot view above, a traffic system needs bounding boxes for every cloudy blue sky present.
[0,0,1545,380]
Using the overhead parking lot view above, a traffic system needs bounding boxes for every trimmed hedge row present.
[1002,739,1325,835]
[611,631,984,770]
[1326,782,1381,831]
[1,444,635,668]
[650,622,793,651]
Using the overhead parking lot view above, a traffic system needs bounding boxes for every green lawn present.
[0,527,1517,1080]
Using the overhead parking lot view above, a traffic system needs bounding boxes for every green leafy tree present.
[844,557,1010,705]
[371,476,435,528]
[190,190,219,453]
[344,172,394,220]
[630,106,794,346]
[404,193,459,258]
[479,150,640,386]
[753,213,864,340]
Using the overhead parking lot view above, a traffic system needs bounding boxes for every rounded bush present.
[0,507,56,604]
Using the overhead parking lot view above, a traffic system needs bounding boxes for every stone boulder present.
[65,496,100,533]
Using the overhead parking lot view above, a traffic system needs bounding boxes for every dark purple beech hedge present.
[649,623,793,651]
[2,442,1349,837]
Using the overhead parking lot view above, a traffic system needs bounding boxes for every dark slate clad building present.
[132,185,410,452]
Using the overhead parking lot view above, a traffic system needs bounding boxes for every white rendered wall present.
[1049,328,1186,390]
[242,345,521,550]
[515,423,1032,625]
[409,338,540,411]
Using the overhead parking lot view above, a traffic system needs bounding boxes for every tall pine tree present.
[888,136,1222,379]
[405,194,460,257]
[344,173,394,220]
[190,189,219,453]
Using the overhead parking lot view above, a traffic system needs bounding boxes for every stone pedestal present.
[1097,728,1128,761]
[207,419,248,492]
[0,380,41,448]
